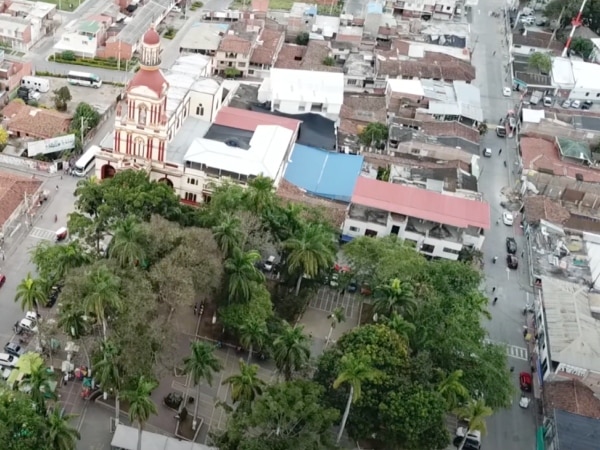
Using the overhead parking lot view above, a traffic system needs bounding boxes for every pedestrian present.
[55,185,59,191]
[498,148,503,155]
[492,286,496,293]
[493,51,496,55]
[193,304,198,316]
[493,297,498,305]
[492,256,498,263]
[521,250,524,258]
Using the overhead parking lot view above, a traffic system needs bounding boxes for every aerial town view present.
[0,0,599,448]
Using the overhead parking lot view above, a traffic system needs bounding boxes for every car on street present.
[506,237,517,254]
[1,368,12,381]
[0,273,5,288]
[496,126,506,137]
[571,100,581,109]
[3,342,24,358]
[562,99,571,108]
[18,318,38,334]
[502,211,514,226]
[583,100,593,110]
[483,148,492,157]
[503,87,512,97]
[507,254,519,270]
[521,16,535,25]
[263,255,276,272]
[454,427,481,450]
[0,353,19,368]
[171,5,181,12]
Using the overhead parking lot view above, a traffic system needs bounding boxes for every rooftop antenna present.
[562,0,588,57]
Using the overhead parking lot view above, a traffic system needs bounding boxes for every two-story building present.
[213,34,253,77]
[392,0,456,20]
[341,176,490,260]
[1,0,55,51]
[248,28,285,78]
[54,19,108,58]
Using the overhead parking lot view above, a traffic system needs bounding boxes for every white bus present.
[73,145,99,177]
[67,71,102,88]
[20,76,50,93]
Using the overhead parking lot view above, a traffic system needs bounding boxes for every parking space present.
[34,78,123,115]
[310,287,361,320]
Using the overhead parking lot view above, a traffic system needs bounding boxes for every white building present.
[552,57,600,101]
[53,19,106,58]
[257,68,345,120]
[341,176,490,260]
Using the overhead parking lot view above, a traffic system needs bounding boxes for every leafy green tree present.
[529,52,552,73]
[284,223,336,295]
[31,241,92,286]
[224,248,264,303]
[571,37,595,59]
[333,353,380,444]
[94,340,123,424]
[108,217,148,267]
[325,307,345,348]
[358,122,388,147]
[183,341,223,429]
[272,321,311,381]
[454,398,493,449]
[373,278,417,319]
[212,213,243,257]
[15,273,46,314]
[438,369,469,411]
[238,317,269,363]
[46,408,80,450]
[0,386,51,450]
[220,283,273,334]
[222,360,265,407]
[213,380,339,450]
[243,175,275,214]
[70,102,101,131]
[382,313,415,342]
[52,86,71,111]
[121,376,158,450]
[295,31,309,45]
[82,264,122,339]
[0,126,8,148]
[20,365,56,412]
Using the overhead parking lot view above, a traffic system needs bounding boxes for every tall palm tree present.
[222,360,265,408]
[212,214,243,257]
[325,307,345,348]
[183,341,223,430]
[382,313,415,342]
[58,306,90,367]
[46,408,80,450]
[94,340,123,424]
[284,223,336,295]
[20,365,56,412]
[224,248,264,303]
[82,265,121,339]
[272,321,311,381]
[373,278,417,319]
[438,369,469,412]
[121,376,158,450]
[454,398,493,450]
[244,175,275,214]
[238,318,268,363]
[333,353,381,444]
[14,273,45,314]
[109,217,147,267]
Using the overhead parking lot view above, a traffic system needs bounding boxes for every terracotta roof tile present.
[375,50,475,81]
[339,94,386,135]
[544,380,600,418]
[420,120,480,143]
[250,28,284,65]
[512,30,563,53]
[0,172,42,226]
[2,101,71,140]
[128,68,168,97]
[218,35,252,54]
[274,43,306,69]
[214,106,301,132]
[523,196,571,225]
[299,40,343,72]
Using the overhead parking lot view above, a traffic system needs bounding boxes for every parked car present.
[454,427,481,450]
[496,126,506,137]
[3,342,24,358]
[562,99,571,108]
[521,16,535,25]
[506,237,517,254]
[582,100,593,110]
[0,274,5,288]
[263,255,276,272]
[502,87,512,97]
[571,100,581,109]
[46,285,61,307]
[172,5,181,12]
[0,353,18,368]
[507,254,519,270]
[348,280,358,293]
[18,318,38,334]
[502,211,514,226]
[483,148,492,157]
[1,368,12,381]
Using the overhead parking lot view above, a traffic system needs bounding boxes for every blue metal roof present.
[284,144,363,203]
[366,2,383,14]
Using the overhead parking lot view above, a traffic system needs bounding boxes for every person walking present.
[492,286,496,293]
[493,297,498,305]
[498,148,503,155]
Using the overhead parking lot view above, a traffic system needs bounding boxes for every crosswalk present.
[484,339,529,361]
[29,227,56,241]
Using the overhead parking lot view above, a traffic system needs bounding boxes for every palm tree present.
[108,217,148,267]
[21,365,55,412]
[94,341,123,424]
[382,313,415,342]
[224,248,264,303]
[438,369,469,411]
[373,278,417,319]
[244,175,275,214]
[46,408,80,450]
[222,360,265,407]
[272,321,311,381]
[333,353,381,444]
[454,398,493,450]
[121,376,158,450]
[14,273,45,314]
[183,341,223,430]
[212,214,243,257]
[238,318,268,363]
[82,265,121,339]
[284,223,335,295]
[58,306,90,367]
[325,307,345,348]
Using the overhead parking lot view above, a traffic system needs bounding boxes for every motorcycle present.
[523,303,535,315]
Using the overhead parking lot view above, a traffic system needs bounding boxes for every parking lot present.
[34,77,123,115]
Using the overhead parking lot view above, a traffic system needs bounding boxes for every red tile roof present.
[127,68,168,97]
[521,137,600,183]
[2,101,71,140]
[143,27,160,45]
[352,177,490,229]
[218,35,252,55]
[0,172,42,227]
[214,106,301,133]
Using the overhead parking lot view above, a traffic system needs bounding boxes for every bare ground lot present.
[35,78,123,115]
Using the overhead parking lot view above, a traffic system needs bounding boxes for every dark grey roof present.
[437,136,480,155]
[554,409,600,450]
[572,115,600,132]
[426,35,466,48]
[204,125,253,149]
[409,167,479,193]
[389,125,417,142]
[249,106,337,151]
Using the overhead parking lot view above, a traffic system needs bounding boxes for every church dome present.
[143,27,160,45]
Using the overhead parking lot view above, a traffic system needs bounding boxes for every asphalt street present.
[468,2,538,450]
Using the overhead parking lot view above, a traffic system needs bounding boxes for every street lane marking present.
[484,339,529,361]
[29,227,55,241]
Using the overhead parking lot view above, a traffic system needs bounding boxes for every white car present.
[18,318,38,333]
[502,87,512,97]
[502,211,514,226]
[263,255,276,272]
[483,148,492,157]
[172,5,181,12]
[521,16,535,25]
[0,353,18,368]
[571,100,581,109]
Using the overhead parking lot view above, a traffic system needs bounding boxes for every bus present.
[21,76,50,93]
[67,71,102,88]
[73,145,99,177]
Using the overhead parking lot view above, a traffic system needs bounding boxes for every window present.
[187,177,198,185]
[185,192,197,202]
[596,93,600,98]
[421,244,435,253]
[273,101,281,109]
[134,137,145,157]
[391,225,400,235]
[196,104,204,115]
[311,103,323,112]
[238,62,246,67]
[586,92,590,97]
[298,105,306,112]
[347,79,357,85]
[443,247,460,255]
[248,69,254,75]
[138,105,147,125]
[349,226,360,232]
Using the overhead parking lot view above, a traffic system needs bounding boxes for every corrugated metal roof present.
[554,409,600,450]
[214,106,301,133]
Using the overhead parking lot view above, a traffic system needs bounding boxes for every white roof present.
[552,57,576,87]
[269,68,344,105]
[572,59,600,90]
[184,125,294,178]
[179,22,228,51]
[164,54,216,117]
[522,108,545,124]
[541,276,600,373]
[387,78,424,96]
[111,424,217,450]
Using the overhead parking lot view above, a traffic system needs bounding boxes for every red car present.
[0,274,5,288]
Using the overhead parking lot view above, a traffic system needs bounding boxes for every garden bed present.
[50,53,138,72]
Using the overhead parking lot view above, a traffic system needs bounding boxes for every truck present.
[530,90,543,106]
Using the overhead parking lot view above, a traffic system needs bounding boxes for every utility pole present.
[562,0,588,57]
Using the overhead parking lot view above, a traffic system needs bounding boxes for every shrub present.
[60,50,76,61]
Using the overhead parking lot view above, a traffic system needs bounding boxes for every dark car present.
[507,254,519,270]
[506,237,517,254]
[582,100,593,110]
[4,342,24,357]
[46,285,61,307]
[347,280,358,293]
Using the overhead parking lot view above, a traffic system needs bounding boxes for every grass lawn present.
[39,0,79,12]
[230,0,294,10]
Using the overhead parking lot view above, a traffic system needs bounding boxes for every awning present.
[536,427,545,450]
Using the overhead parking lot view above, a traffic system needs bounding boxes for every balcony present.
[405,217,463,244]
[348,204,388,226]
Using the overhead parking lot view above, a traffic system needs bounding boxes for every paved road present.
[469,1,538,450]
